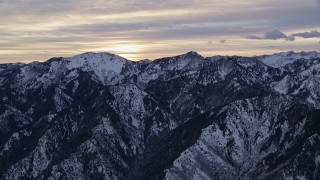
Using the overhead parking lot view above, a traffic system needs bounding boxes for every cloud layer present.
[246,30,287,40]
[292,30,320,38]
[246,29,320,41]
[0,0,319,62]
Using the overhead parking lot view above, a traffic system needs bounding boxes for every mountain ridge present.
[2,50,320,65]
[0,50,319,179]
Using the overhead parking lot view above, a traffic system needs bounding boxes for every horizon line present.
[1,50,320,65]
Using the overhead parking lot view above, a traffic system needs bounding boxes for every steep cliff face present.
[0,51,319,179]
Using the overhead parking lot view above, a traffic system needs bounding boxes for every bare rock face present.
[0,51,320,179]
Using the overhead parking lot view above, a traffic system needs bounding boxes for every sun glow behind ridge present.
[103,44,145,61]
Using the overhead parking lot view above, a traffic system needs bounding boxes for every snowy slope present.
[256,51,320,68]
[13,52,132,93]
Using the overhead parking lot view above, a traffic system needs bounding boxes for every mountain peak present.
[71,52,122,60]
[183,51,203,59]
[46,52,127,63]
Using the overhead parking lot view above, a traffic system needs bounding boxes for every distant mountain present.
[256,51,320,67]
[0,51,319,179]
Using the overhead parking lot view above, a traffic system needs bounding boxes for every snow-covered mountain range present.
[0,51,320,179]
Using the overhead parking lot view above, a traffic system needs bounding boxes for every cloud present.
[0,0,319,62]
[245,35,263,40]
[292,30,320,38]
[264,29,287,40]
[246,29,320,41]
[245,29,287,40]
[286,36,295,42]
